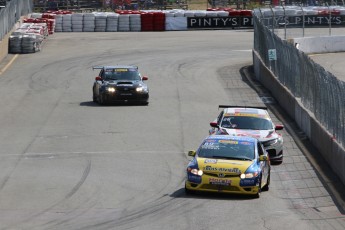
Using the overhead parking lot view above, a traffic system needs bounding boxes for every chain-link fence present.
[253,9,345,146]
[0,0,33,42]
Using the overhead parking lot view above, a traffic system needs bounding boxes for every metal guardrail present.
[253,9,345,146]
[0,0,33,42]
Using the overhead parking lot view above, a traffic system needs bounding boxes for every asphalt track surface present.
[0,31,344,230]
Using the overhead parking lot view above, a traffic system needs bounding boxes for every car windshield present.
[198,139,255,160]
[104,68,141,81]
[221,115,273,130]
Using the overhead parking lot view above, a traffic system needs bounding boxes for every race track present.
[0,31,344,230]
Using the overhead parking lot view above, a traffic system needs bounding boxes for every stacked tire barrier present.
[72,13,83,32]
[95,13,107,32]
[118,14,130,32]
[153,12,165,31]
[31,9,244,33]
[129,14,141,32]
[141,12,154,31]
[8,15,54,54]
[106,13,119,32]
[83,13,96,32]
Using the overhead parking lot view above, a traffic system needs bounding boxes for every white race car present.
[209,106,284,164]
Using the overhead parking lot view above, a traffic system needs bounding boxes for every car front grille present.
[200,184,240,191]
[203,172,240,178]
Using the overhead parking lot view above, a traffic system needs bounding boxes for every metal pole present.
[300,4,305,37]
[282,4,286,39]
[269,5,275,34]
[326,3,331,36]
[258,8,264,21]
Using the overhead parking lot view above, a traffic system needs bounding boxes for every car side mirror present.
[210,121,218,128]
[188,150,196,157]
[142,76,148,81]
[275,125,284,130]
[259,155,268,161]
[95,76,102,81]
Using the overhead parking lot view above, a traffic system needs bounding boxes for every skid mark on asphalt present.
[2,160,94,230]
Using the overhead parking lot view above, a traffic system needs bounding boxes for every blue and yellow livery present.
[185,135,270,198]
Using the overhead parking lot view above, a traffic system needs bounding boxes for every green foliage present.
[245,1,265,10]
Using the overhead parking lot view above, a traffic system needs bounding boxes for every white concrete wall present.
[292,36,345,54]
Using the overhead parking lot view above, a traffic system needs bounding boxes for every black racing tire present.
[93,93,97,103]
[98,94,106,105]
[253,177,262,198]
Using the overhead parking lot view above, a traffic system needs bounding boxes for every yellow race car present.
[185,135,270,198]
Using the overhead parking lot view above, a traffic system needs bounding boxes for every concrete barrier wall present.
[292,36,345,54]
[253,50,345,186]
[0,33,10,64]
[253,51,296,119]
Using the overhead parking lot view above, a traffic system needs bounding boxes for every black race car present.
[92,65,149,105]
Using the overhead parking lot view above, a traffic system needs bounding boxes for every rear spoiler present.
[92,66,104,70]
[92,66,139,70]
[218,105,267,110]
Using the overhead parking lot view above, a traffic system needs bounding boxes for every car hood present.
[222,128,279,141]
[197,157,253,175]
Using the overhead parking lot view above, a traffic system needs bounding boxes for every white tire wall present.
[94,13,107,32]
[62,14,72,32]
[72,13,83,32]
[118,14,130,32]
[83,13,95,32]
[130,14,141,32]
[106,13,119,32]
[55,14,63,32]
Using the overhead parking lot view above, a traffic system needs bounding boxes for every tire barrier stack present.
[118,14,130,32]
[106,13,118,32]
[9,21,47,54]
[129,14,141,32]
[72,13,83,32]
[141,12,154,31]
[153,12,165,31]
[95,13,107,32]
[62,14,72,32]
[83,13,96,32]
[54,14,63,32]
[32,9,237,32]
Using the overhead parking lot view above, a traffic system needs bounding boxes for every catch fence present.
[253,8,345,146]
[0,0,33,42]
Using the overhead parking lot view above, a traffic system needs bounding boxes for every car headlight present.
[263,137,282,147]
[240,172,259,179]
[106,87,115,93]
[187,167,203,176]
[136,86,148,92]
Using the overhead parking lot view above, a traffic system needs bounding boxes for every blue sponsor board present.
[187,17,253,28]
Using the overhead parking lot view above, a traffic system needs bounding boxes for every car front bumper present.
[102,91,149,103]
[185,174,260,195]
